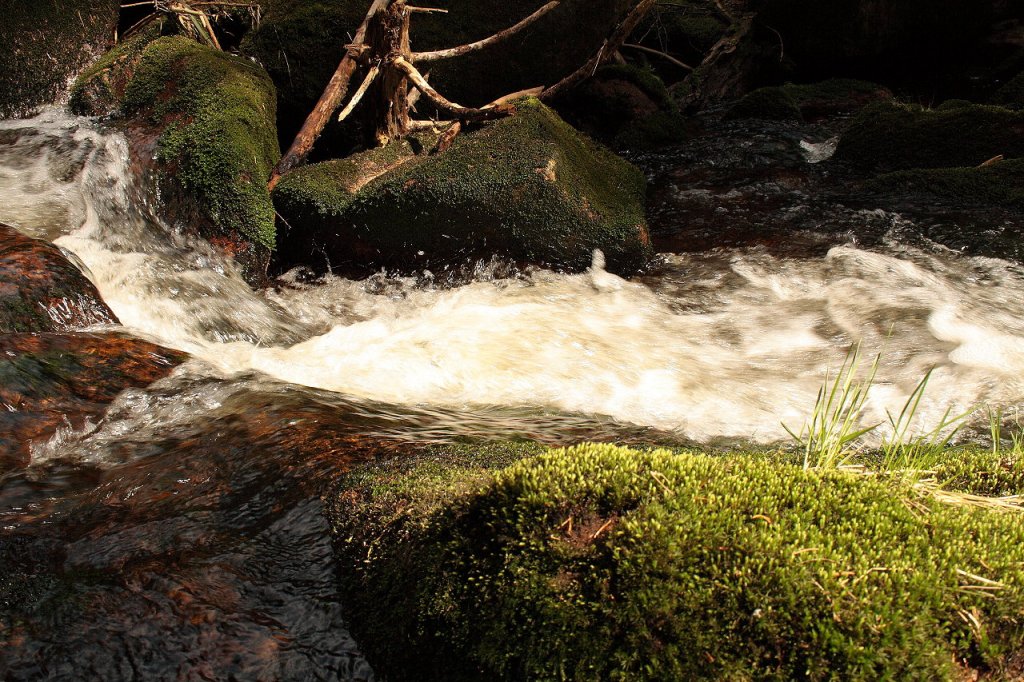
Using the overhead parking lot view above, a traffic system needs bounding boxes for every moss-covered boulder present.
[554,65,693,151]
[993,71,1024,110]
[0,0,118,118]
[725,78,891,122]
[834,101,1024,173]
[865,158,1024,211]
[243,0,633,146]
[0,222,117,333]
[273,100,651,274]
[70,35,280,285]
[330,443,1024,681]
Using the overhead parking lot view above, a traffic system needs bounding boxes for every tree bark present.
[365,0,412,145]
[267,0,391,190]
[412,1,561,63]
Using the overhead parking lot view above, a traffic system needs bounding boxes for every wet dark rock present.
[71,35,281,287]
[554,64,694,151]
[0,332,186,471]
[0,223,117,334]
[273,99,651,276]
[0,0,118,118]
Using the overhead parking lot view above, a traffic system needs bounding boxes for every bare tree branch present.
[413,1,560,62]
[540,0,657,102]
[394,56,514,120]
[621,42,693,71]
[337,64,381,121]
[268,0,390,190]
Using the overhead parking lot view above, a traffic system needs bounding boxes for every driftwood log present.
[268,0,657,190]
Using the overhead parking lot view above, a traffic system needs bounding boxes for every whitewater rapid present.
[3,110,1023,443]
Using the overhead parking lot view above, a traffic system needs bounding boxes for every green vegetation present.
[79,36,280,250]
[725,79,889,122]
[273,99,651,273]
[0,0,118,117]
[865,158,1024,209]
[835,101,1024,173]
[330,442,1024,681]
[993,71,1024,110]
[782,344,879,470]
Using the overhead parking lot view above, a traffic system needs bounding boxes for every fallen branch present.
[337,64,381,121]
[407,119,456,131]
[394,56,514,120]
[413,0,560,62]
[540,0,657,101]
[268,0,391,190]
[621,42,693,70]
[487,86,545,108]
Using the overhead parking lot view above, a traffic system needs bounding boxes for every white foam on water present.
[4,111,1024,443]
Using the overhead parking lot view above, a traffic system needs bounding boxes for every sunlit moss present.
[273,99,651,273]
[331,443,1024,681]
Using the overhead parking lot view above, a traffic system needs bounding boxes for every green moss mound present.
[331,443,1024,681]
[726,79,891,121]
[273,99,651,274]
[0,0,118,118]
[835,101,1024,173]
[865,158,1024,210]
[81,36,280,250]
[993,72,1024,110]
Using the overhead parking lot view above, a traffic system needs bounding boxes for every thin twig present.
[621,42,693,70]
[414,1,560,62]
[338,64,381,121]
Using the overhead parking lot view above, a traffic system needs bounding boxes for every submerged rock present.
[0,332,186,470]
[0,223,117,334]
[273,99,651,274]
[0,0,118,118]
[71,35,281,286]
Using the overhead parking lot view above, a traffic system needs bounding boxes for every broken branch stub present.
[268,0,391,190]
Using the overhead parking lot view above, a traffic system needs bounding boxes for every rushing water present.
[3,110,1024,444]
[2,109,1024,679]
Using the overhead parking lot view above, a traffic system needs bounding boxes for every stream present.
[2,108,1024,679]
